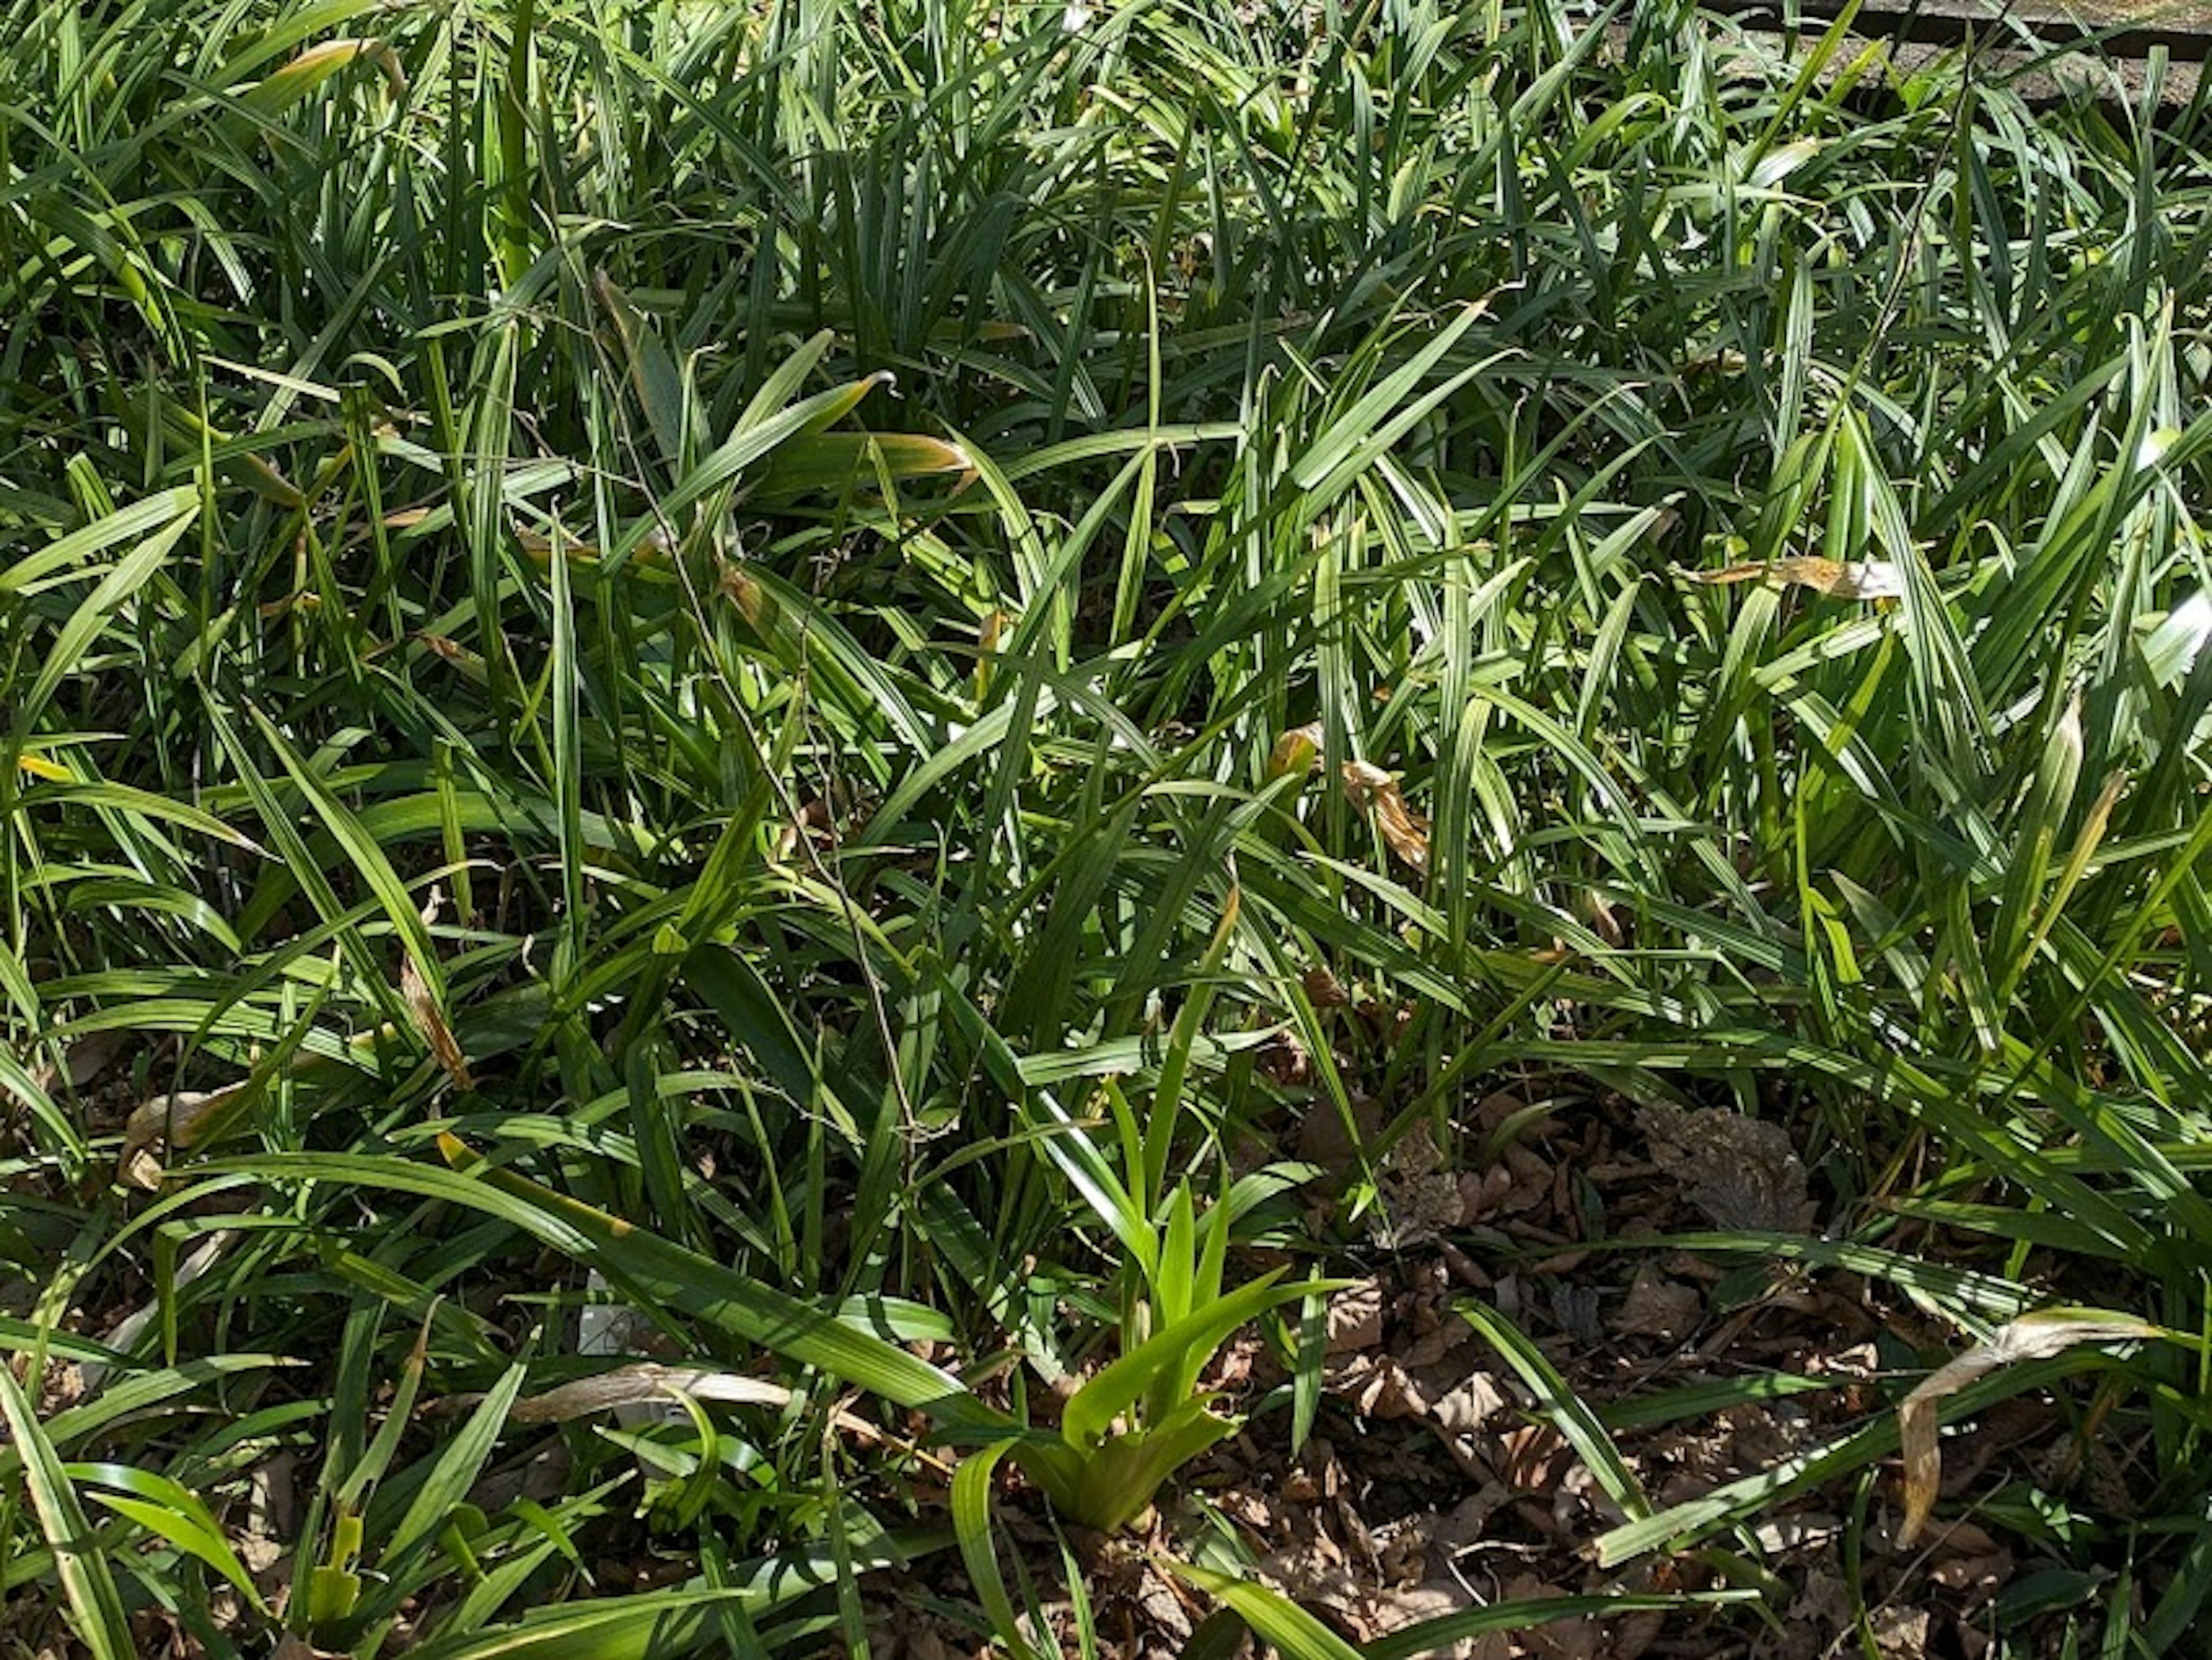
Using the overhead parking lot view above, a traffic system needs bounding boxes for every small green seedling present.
[1010,1259,1313,1534]
[956,1178,1335,1658]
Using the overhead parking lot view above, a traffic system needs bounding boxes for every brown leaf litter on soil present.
[7,1033,2150,1658]
[864,1089,2153,1659]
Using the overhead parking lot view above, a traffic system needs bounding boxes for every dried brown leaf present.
[1609,1608,1667,1660]
[1301,963,1349,1009]
[120,1084,249,1189]
[1869,1606,1933,1658]
[1297,1096,1381,1175]
[241,1453,295,1578]
[510,1363,790,1424]
[61,1031,129,1090]
[1371,1120,1458,1246]
[719,562,772,628]
[416,631,472,665]
[401,951,473,1091]
[1340,760,1430,873]
[1638,1103,1813,1231]
[1268,721,1324,780]
[1897,1309,2159,1545]
[1613,1265,1702,1341]
[1498,1424,1573,1494]
[1500,1575,1600,1660]
[1367,1582,1486,1660]
[1324,1280,1385,1355]
[1684,556,1903,600]
[1329,1354,1429,1420]
[1429,1370,1510,1437]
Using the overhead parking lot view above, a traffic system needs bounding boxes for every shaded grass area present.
[4,0,2212,1654]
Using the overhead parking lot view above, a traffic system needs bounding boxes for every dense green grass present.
[5,0,2212,1653]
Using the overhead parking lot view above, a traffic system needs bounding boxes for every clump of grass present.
[3,0,2211,1653]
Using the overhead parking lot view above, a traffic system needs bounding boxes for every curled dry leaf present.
[400,951,474,1091]
[510,1363,791,1424]
[1301,963,1349,1009]
[416,631,472,665]
[1868,1606,1932,1658]
[718,560,772,629]
[1268,720,1324,780]
[1429,1369,1511,1437]
[1341,760,1430,873]
[1684,556,1903,601]
[1897,1309,2160,1546]
[1264,729,1432,873]
[771,796,840,865]
[402,888,471,1089]
[120,1084,250,1189]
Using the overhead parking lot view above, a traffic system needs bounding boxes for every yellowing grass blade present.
[240,39,407,114]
